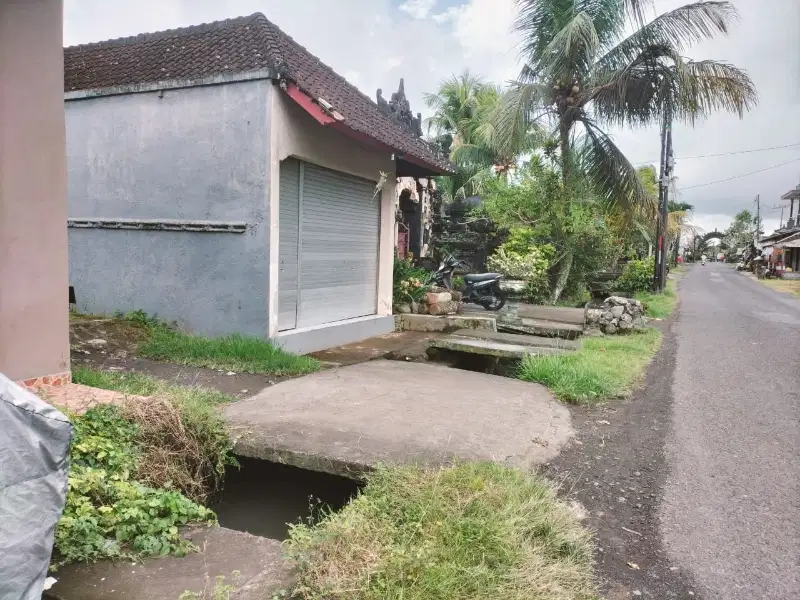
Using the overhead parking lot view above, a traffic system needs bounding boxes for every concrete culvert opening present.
[211,457,362,540]
[424,346,519,377]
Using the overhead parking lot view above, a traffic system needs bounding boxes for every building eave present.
[64,68,277,101]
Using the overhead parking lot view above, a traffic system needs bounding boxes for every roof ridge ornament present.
[377,78,422,138]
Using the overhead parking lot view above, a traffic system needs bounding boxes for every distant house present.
[64,13,450,353]
[758,186,800,276]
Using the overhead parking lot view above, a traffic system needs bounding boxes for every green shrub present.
[616,257,654,294]
[284,462,597,600]
[393,255,431,305]
[487,247,549,280]
[501,227,539,255]
[53,405,215,568]
[487,243,551,303]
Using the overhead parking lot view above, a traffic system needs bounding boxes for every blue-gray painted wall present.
[66,80,272,336]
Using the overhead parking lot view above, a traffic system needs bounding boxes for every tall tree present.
[497,0,756,275]
[722,208,755,251]
[425,71,540,200]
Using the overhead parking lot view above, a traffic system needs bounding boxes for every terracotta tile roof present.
[64,13,451,173]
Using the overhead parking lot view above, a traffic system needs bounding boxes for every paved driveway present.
[662,264,800,599]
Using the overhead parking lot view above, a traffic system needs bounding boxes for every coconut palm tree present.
[496,0,756,289]
[425,71,541,200]
[423,71,491,155]
[500,0,756,203]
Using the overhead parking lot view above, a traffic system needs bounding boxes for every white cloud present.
[398,0,437,19]
[431,7,459,24]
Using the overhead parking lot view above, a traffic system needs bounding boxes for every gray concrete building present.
[64,13,449,354]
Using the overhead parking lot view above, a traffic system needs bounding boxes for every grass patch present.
[634,279,677,318]
[123,313,320,376]
[759,277,800,299]
[284,462,597,600]
[518,328,662,404]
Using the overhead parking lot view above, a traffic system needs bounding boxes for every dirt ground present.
[69,316,279,398]
[545,317,701,599]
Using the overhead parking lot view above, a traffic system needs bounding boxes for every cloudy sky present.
[64,0,800,235]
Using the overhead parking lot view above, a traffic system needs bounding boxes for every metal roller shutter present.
[278,158,300,331]
[278,158,380,331]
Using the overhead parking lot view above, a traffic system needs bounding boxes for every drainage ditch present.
[211,457,362,540]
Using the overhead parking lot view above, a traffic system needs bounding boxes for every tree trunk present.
[550,249,574,303]
[559,119,571,183]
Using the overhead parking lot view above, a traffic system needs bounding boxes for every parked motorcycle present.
[432,254,506,311]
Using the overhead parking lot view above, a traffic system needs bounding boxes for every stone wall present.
[586,296,645,334]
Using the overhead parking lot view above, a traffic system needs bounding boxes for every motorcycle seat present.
[464,272,502,283]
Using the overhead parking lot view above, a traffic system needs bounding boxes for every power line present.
[677,157,800,191]
[680,143,800,159]
[633,142,800,165]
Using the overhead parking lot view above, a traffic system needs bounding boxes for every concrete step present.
[497,317,584,340]
[396,313,497,333]
[430,336,572,360]
[515,304,586,325]
[450,328,582,351]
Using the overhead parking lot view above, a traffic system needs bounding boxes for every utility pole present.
[770,204,785,228]
[754,194,761,245]
[653,108,673,291]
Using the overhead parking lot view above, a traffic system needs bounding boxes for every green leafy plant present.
[71,368,237,504]
[53,405,216,568]
[393,255,432,305]
[487,247,549,280]
[487,241,552,303]
[500,227,540,255]
[616,257,654,294]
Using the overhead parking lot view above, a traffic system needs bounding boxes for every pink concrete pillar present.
[0,0,70,383]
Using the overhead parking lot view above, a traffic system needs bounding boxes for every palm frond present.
[576,118,652,213]
[597,2,739,70]
[450,143,497,170]
[590,44,685,127]
[423,70,490,138]
[463,166,500,197]
[492,82,554,153]
[673,59,757,123]
[516,0,626,77]
[541,10,602,81]
[622,0,655,26]
[667,210,690,236]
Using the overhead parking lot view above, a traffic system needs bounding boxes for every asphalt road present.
[662,264,800,599]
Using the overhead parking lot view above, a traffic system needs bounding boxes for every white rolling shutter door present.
[278,158,380,331]
[278,158,300,331]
